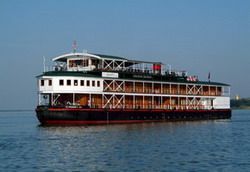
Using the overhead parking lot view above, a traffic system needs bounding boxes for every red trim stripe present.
[44,119,167,125]
[47,108,231,113]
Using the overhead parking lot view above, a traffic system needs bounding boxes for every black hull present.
[36,106,232,126]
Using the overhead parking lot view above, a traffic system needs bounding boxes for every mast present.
[72,40,77,53]
[43,56,46,72]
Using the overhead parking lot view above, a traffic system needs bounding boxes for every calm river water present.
[0,110,250,172]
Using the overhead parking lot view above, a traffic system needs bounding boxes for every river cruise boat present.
[36,51,231,125]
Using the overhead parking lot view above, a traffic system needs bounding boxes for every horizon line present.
[0,109,34,112]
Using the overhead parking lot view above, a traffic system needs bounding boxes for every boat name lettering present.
[102,72,119,78]
[133,75,152,79]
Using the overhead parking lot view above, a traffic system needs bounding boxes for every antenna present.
[72,40,77,53]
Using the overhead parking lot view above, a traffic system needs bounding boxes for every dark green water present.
[0,110,250,172]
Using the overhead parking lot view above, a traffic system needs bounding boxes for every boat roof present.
[52,52,103,62]
[52,52,162,64]
[93,53,127,60]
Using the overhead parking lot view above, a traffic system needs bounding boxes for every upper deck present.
[46,52,229,86]
[52,52,162,72]
[48,52,198,82]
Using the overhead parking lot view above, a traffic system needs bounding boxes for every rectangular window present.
[67,80,71,86]
[41,80,44,86]
[83,59,89,67]
[80,80,84,86]
[87,80,90,86]
[92,80,95,87]
[59,80,64,86]
[97,81,100,87]
[74,80,78,86]
[48,80,52,86]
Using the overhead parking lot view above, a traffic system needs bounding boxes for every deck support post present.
[143,96,144,109]
[133,95,135,109]
[51,93,54,106]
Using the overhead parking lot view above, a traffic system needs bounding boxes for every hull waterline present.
[36,106,231,126]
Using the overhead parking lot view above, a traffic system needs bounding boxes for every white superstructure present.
[37,52,230,110]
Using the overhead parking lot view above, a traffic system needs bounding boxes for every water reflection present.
[2,111,250,171]
[35,120,233,171]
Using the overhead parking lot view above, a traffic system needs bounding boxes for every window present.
[67,80,71,86]
[41,80,44,86]
[80,80,84,86]
[74,80,78,86]
[97,81,100,87]
[83,59,89,67]
[92,80,95,87]
[87,80,90,86]
[48,80,52,86]
[59,80,64,86]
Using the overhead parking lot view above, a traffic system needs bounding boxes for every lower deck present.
[39,93,222,110]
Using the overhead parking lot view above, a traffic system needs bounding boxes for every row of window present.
[40,79,100,87]
[59,79,100,87]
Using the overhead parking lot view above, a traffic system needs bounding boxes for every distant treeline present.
[231,98,250,109]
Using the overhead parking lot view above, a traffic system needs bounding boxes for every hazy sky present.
[0,0,249,109]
